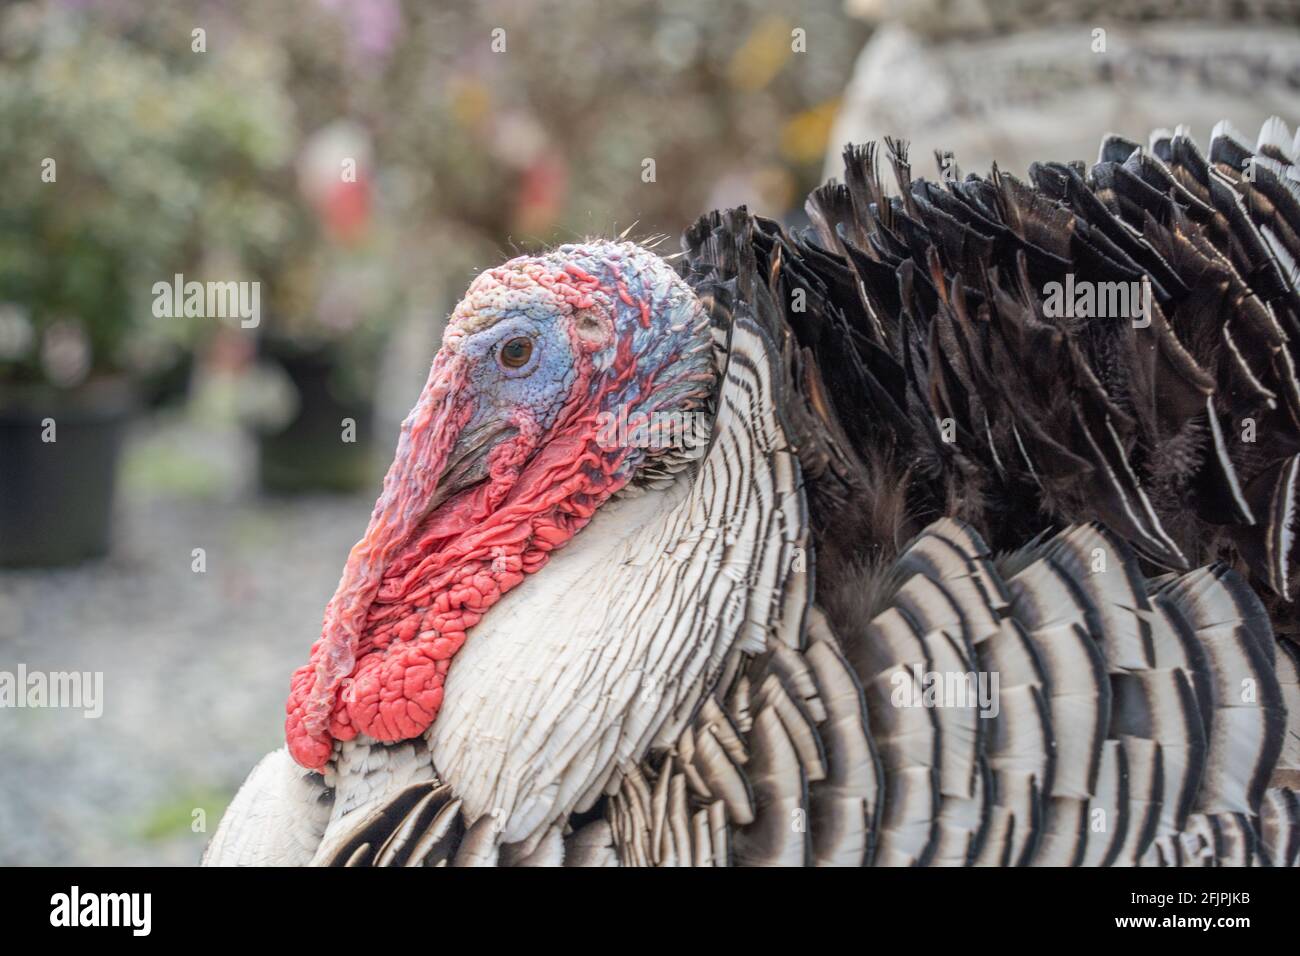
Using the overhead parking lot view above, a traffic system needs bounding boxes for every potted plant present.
[247,121,404,494]
[0,10,293,564]
[252,242,395,494]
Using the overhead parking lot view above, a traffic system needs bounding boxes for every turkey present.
[205,118,1300,867]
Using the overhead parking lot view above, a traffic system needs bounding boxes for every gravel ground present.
[0,416,374,865]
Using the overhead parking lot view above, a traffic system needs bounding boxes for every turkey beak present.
[430,419,514,509]
[381,351,478,533]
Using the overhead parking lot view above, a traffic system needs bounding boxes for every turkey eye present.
[499,337,533,369]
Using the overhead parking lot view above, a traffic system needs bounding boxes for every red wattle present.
[285,414,630,770]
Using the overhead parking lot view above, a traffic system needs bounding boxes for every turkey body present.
[205,121,1300,867]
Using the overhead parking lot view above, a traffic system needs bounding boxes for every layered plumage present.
[206,119,1300,867]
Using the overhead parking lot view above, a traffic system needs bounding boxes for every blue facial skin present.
[448,241,716,488]
[457,315,577,450]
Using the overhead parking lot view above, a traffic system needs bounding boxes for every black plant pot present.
[0,380,136,567]
[256,339,376,494]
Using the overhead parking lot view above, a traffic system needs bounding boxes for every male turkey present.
[205,119,1300,867]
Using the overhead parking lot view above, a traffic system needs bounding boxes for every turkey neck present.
[426,317,810,855]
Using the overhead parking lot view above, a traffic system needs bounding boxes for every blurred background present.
[1,0,1297,865]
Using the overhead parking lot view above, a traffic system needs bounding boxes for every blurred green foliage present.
[0,5,295,387]
[135,786,231,843]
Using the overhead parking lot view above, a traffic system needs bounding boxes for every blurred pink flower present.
[513,151,567,237]
[323,179,371,243]
[318,0,402,64]
[298,121,373,243]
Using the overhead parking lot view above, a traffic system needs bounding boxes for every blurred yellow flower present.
[727,15,793,93]
[781,98,841,165]
[450,79,493,131]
